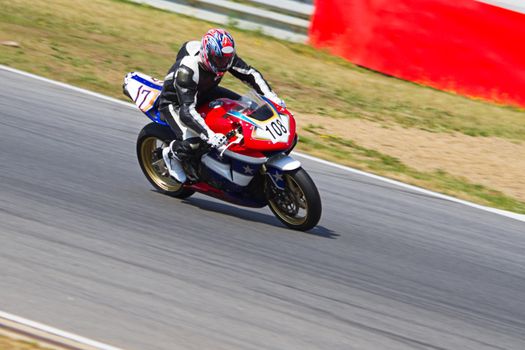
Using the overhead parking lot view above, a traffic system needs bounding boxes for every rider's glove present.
[265,92,286,109]
[207,132,228,149]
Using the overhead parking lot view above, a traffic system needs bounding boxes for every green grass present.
[1,0,524,213]
[1,0,525,139]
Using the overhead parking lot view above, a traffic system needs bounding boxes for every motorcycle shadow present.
[181,196,339,239]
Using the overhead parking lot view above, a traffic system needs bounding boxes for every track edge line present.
[0,310,122,350]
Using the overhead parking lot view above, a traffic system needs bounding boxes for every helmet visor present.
[211,54,233,72]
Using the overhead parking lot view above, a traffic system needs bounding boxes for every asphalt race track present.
[1,68,525,350]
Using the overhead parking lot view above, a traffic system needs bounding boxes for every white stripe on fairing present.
[223,149,268,164]
[202,155,254,186]
[0,310,122,350]
[232,170,254,186]
[2,64,524,223]
[202,154,232,180]
[477,0,525,14]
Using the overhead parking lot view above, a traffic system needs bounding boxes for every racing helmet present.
[200,29,236,76]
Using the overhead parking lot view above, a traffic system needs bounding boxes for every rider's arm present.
[229,56,283,106]
[174,66,214,140]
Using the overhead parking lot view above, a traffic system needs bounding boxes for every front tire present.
[136,123,194,199]
[267,168,322,231]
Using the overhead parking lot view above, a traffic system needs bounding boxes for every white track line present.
[1,64,524,223]
[293,152,525,222]
[0,65,135,110]
[0,310,122,350]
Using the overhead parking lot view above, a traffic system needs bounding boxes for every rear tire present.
[136,123,194,199]
[267,168,322,231]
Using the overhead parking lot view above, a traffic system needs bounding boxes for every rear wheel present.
[267,168,322,231]
[136,123,194,199]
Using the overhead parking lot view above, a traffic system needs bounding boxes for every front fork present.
[263,153,302,190]
[262,155,304,216]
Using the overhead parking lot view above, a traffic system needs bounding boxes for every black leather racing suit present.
[158,41,278,149]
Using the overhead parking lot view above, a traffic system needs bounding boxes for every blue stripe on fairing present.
[227,97,281,128]
[267,167,285,190]
[131,74,162,90]
[260,95,280,116]
[231,158,261,175]
[200,162,266,207]
[146,108,168,126]
[227,110,260,128]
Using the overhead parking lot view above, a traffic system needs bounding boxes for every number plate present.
[254,115,291,143]
[135,86,160,113]
[124,72,162,113]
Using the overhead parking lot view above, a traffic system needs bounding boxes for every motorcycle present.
[123,72,322,231]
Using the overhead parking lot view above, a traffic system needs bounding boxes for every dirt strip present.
[0,317,116,350]
[0,329,64,350]
[298,114,525,202]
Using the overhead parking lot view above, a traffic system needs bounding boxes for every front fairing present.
[239,106,296,151]
[202,92,296,152]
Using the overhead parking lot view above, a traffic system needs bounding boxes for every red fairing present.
[199,100,238,136]
[310,0,525,107]
[244,102,296,152]
[185,182,223,195]
[198,99,297,156]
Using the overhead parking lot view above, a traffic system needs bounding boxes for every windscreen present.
[233,90,274,121]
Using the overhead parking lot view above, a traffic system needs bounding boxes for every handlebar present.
[219,128,244,157]
[225,129,237,139]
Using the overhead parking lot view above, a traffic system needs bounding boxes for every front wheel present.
[136,123,194,199]
[266,168,322,231]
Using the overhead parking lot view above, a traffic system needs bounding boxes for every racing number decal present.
[136,85,152,110]
[134,84,160,112]
[253,114,290,143]
[264,119,288,140]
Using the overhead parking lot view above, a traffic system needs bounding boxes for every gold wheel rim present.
[268,174,309,226]
[141,137,182,192]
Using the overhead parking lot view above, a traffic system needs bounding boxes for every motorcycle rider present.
[158,28,285,183]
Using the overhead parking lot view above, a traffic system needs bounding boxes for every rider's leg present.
[159,87,239,182]
[159,104,201,183]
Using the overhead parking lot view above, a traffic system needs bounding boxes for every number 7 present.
[136,85,152,109]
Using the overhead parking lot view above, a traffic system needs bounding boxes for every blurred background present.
[2,0,524,214]
[2,1,525,350]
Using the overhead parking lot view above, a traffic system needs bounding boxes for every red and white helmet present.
[200,29,236,76]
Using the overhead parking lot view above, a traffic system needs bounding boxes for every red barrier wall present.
[310,0,525,107]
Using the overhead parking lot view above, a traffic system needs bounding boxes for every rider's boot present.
[162,141,187,183]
